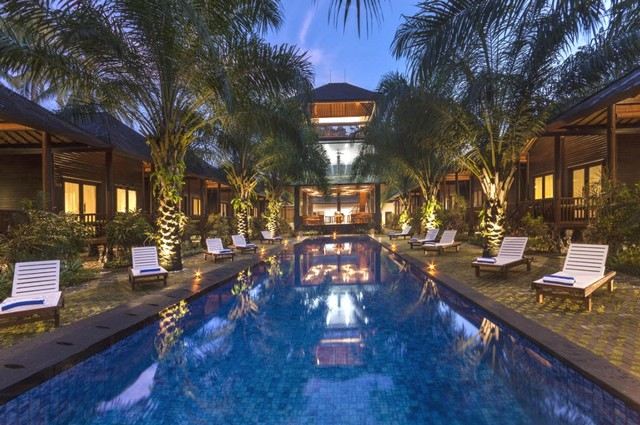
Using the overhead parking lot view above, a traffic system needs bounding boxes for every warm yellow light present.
[332,231,337,240]
[194,270,202,280]
[312,116,369,124]
[427,262,436,273]
[260,247,266,256]
[391,243,397,252]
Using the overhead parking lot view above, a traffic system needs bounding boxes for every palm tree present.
[0,0,305,270]
[393,0,606,252]
[205,89,317,237]
[353,73,458,230]
[261,126,329,234]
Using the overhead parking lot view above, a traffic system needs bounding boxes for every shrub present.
[439,194,468,236]
[0,209,89,263]
[584,181,640,271]
[248,216,266,240]
[205,213,233,245]
[106,212,153,253]
[509,212,556,252]
[0,208,94,289]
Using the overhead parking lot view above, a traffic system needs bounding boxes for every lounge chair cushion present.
[475,257,497,264]
[0,292,62,315]
[131,266,168,278]
[534,272,602,289]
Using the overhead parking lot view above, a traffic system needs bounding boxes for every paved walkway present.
[0,242,284,348]
[383,236,640,380]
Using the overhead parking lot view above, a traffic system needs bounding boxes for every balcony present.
[529,197,598,227]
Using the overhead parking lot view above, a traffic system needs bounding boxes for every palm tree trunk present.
[421,195,441,230]
[265,198,281,234]
[479,179,509,255]
[150,138,187,271]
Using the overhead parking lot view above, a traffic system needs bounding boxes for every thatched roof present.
[0,85,107,148]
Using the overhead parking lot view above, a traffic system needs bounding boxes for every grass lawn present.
[384,236,640,380]
[0,243,282,348]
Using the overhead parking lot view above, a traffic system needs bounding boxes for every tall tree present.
[393,0,606,251]
[353,73,458,230]
[0,0,302,270]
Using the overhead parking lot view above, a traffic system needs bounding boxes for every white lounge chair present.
[260,230,283,244]
[389,224,412,240]
[422,230,460,255]
[471,237,531,276]
[533,243,616,312]
[129,246,168,290]
[408,228,440,249]
[231,235,258,253]
[204,238,235,262]
[0,260,63,327]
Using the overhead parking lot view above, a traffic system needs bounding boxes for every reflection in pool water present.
[1,237,638,425]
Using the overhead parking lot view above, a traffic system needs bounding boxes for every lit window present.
[534,174,553,200]
[192,197,201,216]
[64,182,80,214]
[116,188,137,213]
[572,169,585,198]
[83,185,97,214]
[588,164,602,195]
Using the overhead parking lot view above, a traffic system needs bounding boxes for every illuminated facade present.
[294,83,381,232]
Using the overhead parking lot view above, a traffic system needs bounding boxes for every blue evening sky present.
[266,1,420,91]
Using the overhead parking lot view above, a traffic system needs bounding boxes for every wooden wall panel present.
[113,154,143,191]
[617,134,640,185]
[564,135,606,168]
[528,136,554,177]
[0,155,41,209]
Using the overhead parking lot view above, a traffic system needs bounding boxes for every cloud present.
[298,6,316,45]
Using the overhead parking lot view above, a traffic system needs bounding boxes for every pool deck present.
[0,242,286,404]
[378,235,640,411]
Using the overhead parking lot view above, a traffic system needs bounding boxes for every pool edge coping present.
[378,237,640,412]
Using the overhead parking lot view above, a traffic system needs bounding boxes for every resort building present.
[0,85,232,241]
[293,82,382,232]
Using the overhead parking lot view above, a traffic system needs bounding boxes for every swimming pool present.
[1,237,638,424]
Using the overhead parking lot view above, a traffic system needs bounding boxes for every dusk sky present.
[266,1,420,91]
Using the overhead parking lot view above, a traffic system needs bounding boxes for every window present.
[64,181,97,215]
[64,182,80,214]
[116,187,137,213]
[472,188,483,208]
[571,164,602,198]
[534,174,554,200]
[220,203,228,217]
[192,197,201,216]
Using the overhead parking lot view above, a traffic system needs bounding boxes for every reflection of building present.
[293,83,381,232]
[295,238,381,286]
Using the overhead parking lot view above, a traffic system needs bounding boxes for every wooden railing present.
[71,213,108,239]
[529,197,598,225]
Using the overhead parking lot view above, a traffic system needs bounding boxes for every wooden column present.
[41,132,54,211]
[374,183,382,230]
[454,172,459,196]
[200,179,207,216]
[293,185,301,230]
[553,136,564,227]
[607,104,618,182]
[105,150,114,217]
[140,162,146,214]
[216,182,221,214]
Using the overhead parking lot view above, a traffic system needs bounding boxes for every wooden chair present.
[389,224,412,240]
[408,228,440,249]
[231,235,258,253]
[205,238,235,262]
[532,244,616,312]
[471,237,532,276]
[422,230,461,255]
[129,246,168,290]
[0,260,63,327]
[260,230,283,244]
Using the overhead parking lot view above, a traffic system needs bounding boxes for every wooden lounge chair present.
[422,230,460,255]
[204,238,235,262]
[0,260,63,327]
[389,224,412,240]
[532,244,616,312]
[129,246,168,290]
[231,234,258,253]
[408,228,439,249]
[471,237,532,277]
[260,230,283,244]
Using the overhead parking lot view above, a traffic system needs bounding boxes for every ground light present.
[427,262,436,273]
[391,243,397,252]
[194,270,202,280]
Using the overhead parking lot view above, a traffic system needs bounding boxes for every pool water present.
[1,237,638,424]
